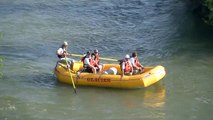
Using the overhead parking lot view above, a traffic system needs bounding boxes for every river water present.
[0,0,213,120]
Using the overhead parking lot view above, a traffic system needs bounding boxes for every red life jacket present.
[90,58,96,66]
[134,57,142,67]
[124,60,132,73]
[92,53,100,64]
[120,59,132,73]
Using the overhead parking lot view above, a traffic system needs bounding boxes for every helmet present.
[63,41,68,46]
[125,54,130,59]
[94,49,98,53]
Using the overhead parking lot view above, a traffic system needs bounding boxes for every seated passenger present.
[91,49,100,64]
[120,54,133,77]
[82,51,100,74]
[130,52,144,74]
[91,49,102,72]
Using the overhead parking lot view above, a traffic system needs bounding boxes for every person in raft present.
[130,52,144,74]
[120,54,133,77]
[56,41,69,59]
[82,51,101,74]
[56,41,74,64]
[91,49,102,73]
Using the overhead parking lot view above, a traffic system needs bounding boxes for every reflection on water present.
[113,83,166,119]
[143,83,166,108]
[121,83,166,109]
[143,83,166,120]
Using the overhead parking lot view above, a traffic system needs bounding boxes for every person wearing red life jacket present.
[91,49,102,73]
[92,49,100,64]
[120,54,133,77]
[82,51,100,74]
[130,52,144,74]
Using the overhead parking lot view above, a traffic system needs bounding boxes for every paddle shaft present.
[69,53,119,62]
[64,55,77,94]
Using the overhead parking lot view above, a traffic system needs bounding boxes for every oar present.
[69,53,119,62]
[64,55,77,94]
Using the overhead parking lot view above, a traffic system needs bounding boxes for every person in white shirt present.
[56,41,75,65]
[130,52,144,74]
[83,52,99,74]
[56,41,69,59]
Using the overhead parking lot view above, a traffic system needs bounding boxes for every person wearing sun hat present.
[56,41,75,64]
[120,54,133,77]
[56,41,69,59]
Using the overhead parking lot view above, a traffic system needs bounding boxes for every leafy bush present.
[203,0,213,25]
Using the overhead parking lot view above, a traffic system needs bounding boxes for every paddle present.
[64,55,77,94]
[69,53,119,62]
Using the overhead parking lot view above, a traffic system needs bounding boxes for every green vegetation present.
[203,0,213,25]
[192,0,213,25]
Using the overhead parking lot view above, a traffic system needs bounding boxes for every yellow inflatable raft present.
[54,61,166,89]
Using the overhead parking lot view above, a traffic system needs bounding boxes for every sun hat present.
[94,49,98,53]
[125,54,130,59]
[63,41,68,46]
